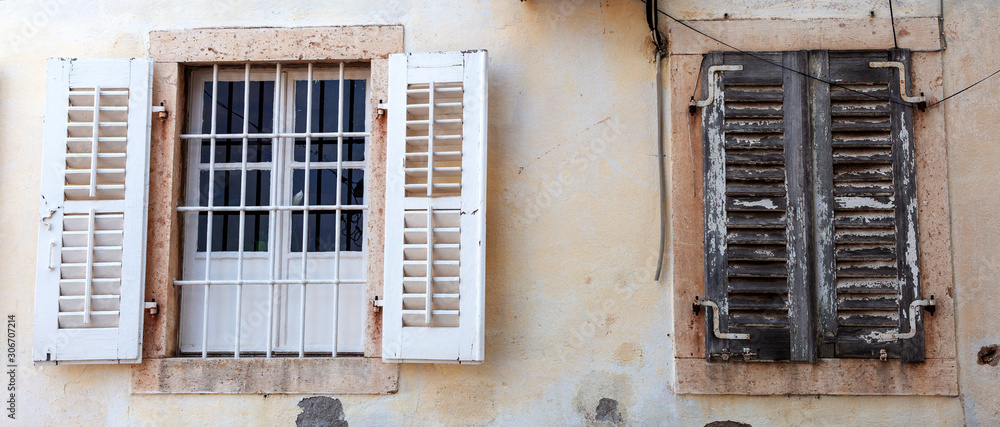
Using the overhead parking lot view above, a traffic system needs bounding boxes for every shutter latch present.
[868,61,927,110]
[689,65,743,114]
[876,296,936,342]
[693,296,751,340]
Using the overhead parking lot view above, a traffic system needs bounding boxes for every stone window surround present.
[668,17,959,395]
[131,26,402,394]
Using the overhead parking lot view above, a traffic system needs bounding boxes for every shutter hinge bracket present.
[710,347,757,362]
[152,102,168,119]
[377,100,388,117]
[372,296,384,313]
[868,61,927,110]
[144,300,158,316]
[876,296,935,342]
[689,65,743,114]
[693,296,751,340]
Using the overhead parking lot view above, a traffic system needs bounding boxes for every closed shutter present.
[701,51,815,362]
[383,50,488,363]
[811,50,924,362]
[33,58,152,364]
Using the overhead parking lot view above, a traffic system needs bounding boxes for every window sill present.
[131,357,398,394]
[675,358,957,396]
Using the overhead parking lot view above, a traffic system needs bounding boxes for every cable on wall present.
[648,0,667,281]
[640,0,1000,111]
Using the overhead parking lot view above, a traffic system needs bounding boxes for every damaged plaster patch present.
[595,398,621,423]
[705,422,752,427]
[977,345,999,366]
[296,396,348,427]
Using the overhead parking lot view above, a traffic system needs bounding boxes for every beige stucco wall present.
[0,0,994,425]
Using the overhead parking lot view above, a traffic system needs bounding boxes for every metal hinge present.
[710,347,757,362]
[372,296,384,313]
[876,296,936,342]
[869,61,927,110]
[376,100,388,117]
[152,102,168,119]
[693,296,750,340]
[689,65,743,114]
[144,300,158,316]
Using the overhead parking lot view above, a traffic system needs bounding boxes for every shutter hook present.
[40,208,57,230]
[693,296,750,340]
[689,65,743,114]
[868,61,927,110]
[876,296,936,342]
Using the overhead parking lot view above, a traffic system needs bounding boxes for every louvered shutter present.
[33,58,152,364]
[702,51,815,362]
[811,50,924,362]
[383,51,487,363]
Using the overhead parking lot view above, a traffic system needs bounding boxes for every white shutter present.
[33,58,152,364]
[383,50,488,363]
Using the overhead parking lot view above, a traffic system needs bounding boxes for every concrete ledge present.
[676,358,958,396]
[668,18,942,54]
[149,25,404,62]
[132,357,399,394]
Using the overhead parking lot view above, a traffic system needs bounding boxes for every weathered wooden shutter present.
[34,58,153,364]
[811,50,924,362]
[701,52,815,362]
[383,50,488,363]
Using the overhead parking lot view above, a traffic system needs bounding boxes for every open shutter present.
[383,51,488,363]
[811,50,924,361]
[701,51,814,362]
[33,58,152,364]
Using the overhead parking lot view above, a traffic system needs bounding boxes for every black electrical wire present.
[640,0,1000,111]
[889,0,899,49]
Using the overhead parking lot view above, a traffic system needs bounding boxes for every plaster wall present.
[0,0,993,425]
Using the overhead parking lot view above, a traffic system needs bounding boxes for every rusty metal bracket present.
[868,61,927,109]
[372,296,384,313]
[689,65,743,114]
[693,296,750,340]
[876,296,936,342]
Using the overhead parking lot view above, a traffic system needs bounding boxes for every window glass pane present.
[201,80,275,135]
[201,139,272,164]
[291,169,364,207]
[293,79,366,162]
[196,170,271,252]
[200,79,274,164]
[290,211,363,253]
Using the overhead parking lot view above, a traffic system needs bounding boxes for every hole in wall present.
[978,345,999,366]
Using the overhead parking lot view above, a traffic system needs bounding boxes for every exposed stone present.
[595,398,621,423]
[296,396,348,427]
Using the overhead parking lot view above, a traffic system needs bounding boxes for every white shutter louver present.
[383,51,488,363]
[33,58,152,364]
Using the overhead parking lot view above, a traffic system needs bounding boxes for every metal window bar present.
[299,63,313,358]
[176,62,368,358]
[202,64,220,358]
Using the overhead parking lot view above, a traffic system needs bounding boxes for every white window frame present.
[176,63,372,358]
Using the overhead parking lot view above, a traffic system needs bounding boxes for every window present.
[176,63,370,357]
[696,49,929,362]
[33,26,489,393]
